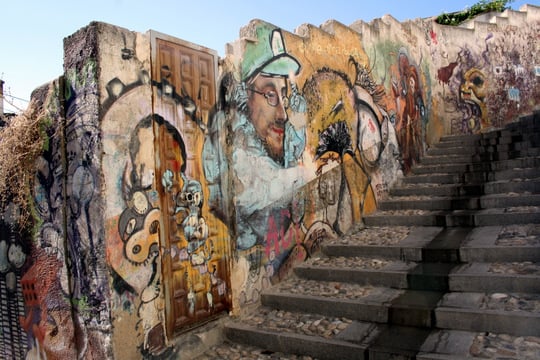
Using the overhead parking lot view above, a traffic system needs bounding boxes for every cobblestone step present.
[426,145,476,156]
[449,262,540,293]
[261,279,404,324]
[219,116,540,359]
[411,156,540,175]
[391,178,539,198]
[380,193,540,211]
[437,134,481,147]
[323,226,441,261]
[225,309,365,360]
[460,225,540,262]
[417,330,540,359]
[221,304,540,359]
[195,330,540,359]
[364,207,540,227]
[436,292,540,336]
[420,154,474,165]
[389,183,484,197]
[402,167,540,185]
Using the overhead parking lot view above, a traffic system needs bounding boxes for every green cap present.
[241,25,301,82]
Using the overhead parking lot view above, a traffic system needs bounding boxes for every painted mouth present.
[271,126,285,135]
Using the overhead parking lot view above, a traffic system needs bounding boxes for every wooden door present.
[152,35,232,336]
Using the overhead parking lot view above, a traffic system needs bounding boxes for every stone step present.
[426,145,477,156]
[295,255,464,291]
[417,329,540,359]
[489,166,540,181]
[261,284,540,338]
[323,224,539,263]
[473,147,540,162]
[421,148,540,166]
[389,183,484,197]
[436,292,540,336]
[479,130,540,147]
[426,138,540,159]
[363,208,540,227]
[411,156,540,175]
[380,194,540,212]
[261,279,405,324]
[221,309,369,360]
[226,316,466,360]
[293,256,417,289]
[198,329,540,359]
[220,116,540,359]
[402,167,540,185]
[484,177,540,194]
[412,163,470,175]
[460,225,540,262]
[390,178,540,199]
[401,173,462,185]
[437,134,481,146]
[323,226,442,262]
[263,279,451,330]
[449,262,540,293]
[420,154,474,165]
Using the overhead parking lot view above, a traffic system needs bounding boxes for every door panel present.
[152,36,232,336]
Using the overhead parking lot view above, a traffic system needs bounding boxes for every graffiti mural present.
[204,25,315,306]
[64,59,111,359]
[2,9,537,359]
[434,20,540,134]
[101,29,232,358]
[0,202,29,359]
[204,21,403,307]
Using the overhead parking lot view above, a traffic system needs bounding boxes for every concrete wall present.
[0,5,538,359]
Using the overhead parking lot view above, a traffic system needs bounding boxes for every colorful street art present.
[203,22,403,308]
[1,8,538,359]
[433,22,540,134]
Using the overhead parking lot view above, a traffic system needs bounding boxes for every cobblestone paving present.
[272,277,402,300]
[484,293,540,312]
[470,333,540,359]
[194,341,318,360]
[194,224,540,359]
[488,262,540,275]
[240,308,352,339]
[496,224,540,246]
[327,226,410,246]
[309,256,390,270]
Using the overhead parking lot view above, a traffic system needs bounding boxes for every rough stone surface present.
[327,226,410,246]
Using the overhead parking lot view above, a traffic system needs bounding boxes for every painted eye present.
[472,76,484,87]
[150,220,160,234]
[126,218,136,235]
[132,245,141,254]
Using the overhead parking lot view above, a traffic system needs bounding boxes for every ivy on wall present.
[436,0,514,26]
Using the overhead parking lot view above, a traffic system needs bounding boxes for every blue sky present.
[2,0,535,113]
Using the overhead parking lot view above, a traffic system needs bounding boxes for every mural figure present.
[116,114,173,356]
[203,24,313,304]
[393,49,426,172]
[303,55,398,233]
[460,67,488,132]
[231,26,310,253]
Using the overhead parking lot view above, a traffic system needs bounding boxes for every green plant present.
[436,0,514,26]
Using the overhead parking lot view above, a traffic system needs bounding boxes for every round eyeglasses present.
[249,88,289,108]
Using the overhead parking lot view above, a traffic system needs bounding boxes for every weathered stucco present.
[0,5,538,359]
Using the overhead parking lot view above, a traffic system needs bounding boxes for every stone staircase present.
[222,113,540,360]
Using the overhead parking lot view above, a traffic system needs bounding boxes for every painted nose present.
[275,99,288,122]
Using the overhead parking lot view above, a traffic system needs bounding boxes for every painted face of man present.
[247,74,289,164]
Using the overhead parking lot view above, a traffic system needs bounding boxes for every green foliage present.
[436,0,514,26]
